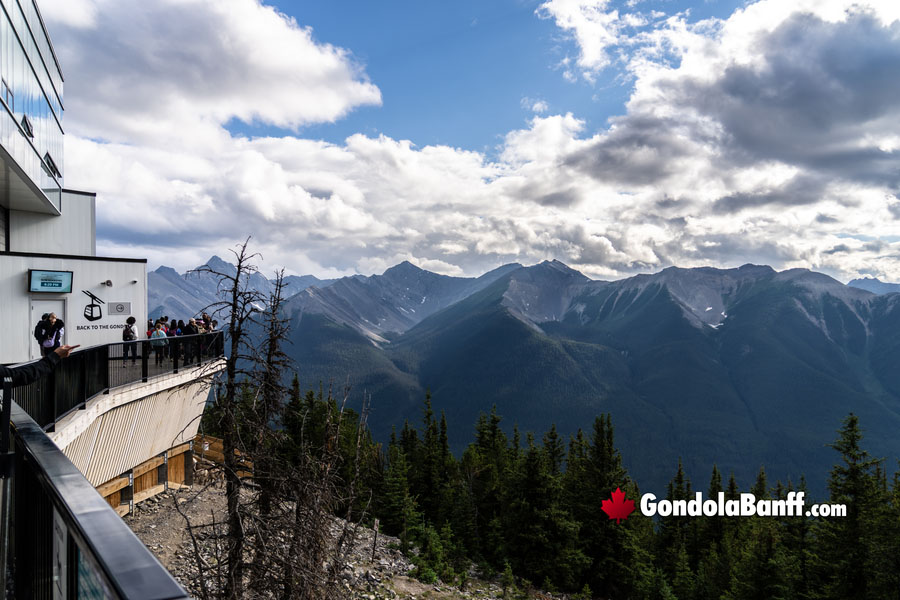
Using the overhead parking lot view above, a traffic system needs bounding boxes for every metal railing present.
[12,331,224,430]
[6,401,189,599]
[0,332,226,598]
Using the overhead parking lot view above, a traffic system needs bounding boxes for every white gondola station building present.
[0,0,147,363]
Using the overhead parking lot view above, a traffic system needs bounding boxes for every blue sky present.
[229,0,612,152]
[41,0,900,281]
[230,0,743,153]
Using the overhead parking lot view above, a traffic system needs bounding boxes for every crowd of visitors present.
[143,313,217,338]
[121,312,219,366]
[30,312,218,368]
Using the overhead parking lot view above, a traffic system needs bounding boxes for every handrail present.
[8,401,189,598]
[11,331,225,430]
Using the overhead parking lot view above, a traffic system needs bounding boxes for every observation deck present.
[3,332,225,598]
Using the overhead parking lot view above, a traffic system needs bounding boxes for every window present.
[43,151,61,178]
[1,79,12,112]
[21,113,33,138]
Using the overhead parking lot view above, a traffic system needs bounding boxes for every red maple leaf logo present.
[601,487,635,523]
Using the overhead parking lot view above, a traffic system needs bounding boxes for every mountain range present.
[148,255,336,320]
[150,257,900,495]
[848,276,900,295]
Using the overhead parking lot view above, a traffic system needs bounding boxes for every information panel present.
[28,270,73,293]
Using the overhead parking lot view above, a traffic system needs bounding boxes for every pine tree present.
[658,459,692,579]
[383,444,419,549]
[724,517,797,600]
[543,424,565,477]
[505,434,586,590]
[814,413,880,599]
[861,462,900,599]
[564,415,637,597]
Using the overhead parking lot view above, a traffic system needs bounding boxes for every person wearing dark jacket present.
[182,319,200,364]
[40,313,65,357]
[1,345,79,387]
[33,313,49,350]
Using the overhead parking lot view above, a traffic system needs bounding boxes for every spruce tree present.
[814,413,880,599]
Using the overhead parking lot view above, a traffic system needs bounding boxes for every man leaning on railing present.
[1,345,79,387]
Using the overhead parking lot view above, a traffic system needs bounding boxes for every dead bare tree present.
[192,237,263,600]
[247,269,292,592]
[173,240,376,599]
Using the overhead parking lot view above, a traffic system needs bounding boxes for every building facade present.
[0,0,62,215]
[0,0,147,363]
[0,6,218,594]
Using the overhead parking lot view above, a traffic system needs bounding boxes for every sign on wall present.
[73,288,134,339]
[29,269,73,293]
[109,302,132,316]
[82,290,104,321]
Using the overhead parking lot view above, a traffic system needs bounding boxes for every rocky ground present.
[126,460,572,600]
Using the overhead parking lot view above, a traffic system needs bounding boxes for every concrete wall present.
[0,253,147,363]
[50,363,223,486]
[9,189,96,255]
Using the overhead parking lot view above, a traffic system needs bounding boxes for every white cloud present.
[46,0,381,145]
[521,97,550,113]
[40,0,97,28]
[537,0,624,74]
[49,0,900,283]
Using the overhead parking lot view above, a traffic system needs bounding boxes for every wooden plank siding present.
[134,455,165,478]
[95,443,194,517]
[133,469,158,496]
[105,490,121,509]
[168,452,185,487]
[96,475,130,498]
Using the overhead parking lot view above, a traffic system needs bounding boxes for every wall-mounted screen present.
[28,270,73,293]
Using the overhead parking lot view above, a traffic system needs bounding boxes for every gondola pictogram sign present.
[82,290,105,322]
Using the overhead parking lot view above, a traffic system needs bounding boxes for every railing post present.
[141,340,149,383]
[49,367,58,428]
[81,348,87,403]
[0,377,12,597]
[173,338,179,374]
[102,344,110,393]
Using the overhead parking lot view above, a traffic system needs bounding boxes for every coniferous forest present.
[265,380,900,600]
[196,247,900,599]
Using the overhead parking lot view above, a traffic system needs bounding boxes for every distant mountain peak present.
[197,255,238,276]
[848,276,900,295]
[532,259,589,280]
[738,263,775,273]
[153,265,179,277]
[205,255,230,268]
[384,260,424,275]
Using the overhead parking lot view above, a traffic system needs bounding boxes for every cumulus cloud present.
[537,0,626,76]
[47,0,900,283]
[537,0,900,279]
[45,0,381,145]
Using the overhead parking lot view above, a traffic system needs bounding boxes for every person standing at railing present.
[122,316,138,367]
[1,345,79,386]
[182,319,199,364]
[150,322,168,366]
